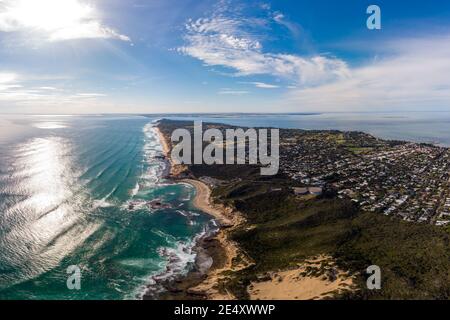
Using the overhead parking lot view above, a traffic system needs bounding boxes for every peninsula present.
[153,119,450,300]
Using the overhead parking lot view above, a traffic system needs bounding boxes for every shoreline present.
[151,122,356,300]
[178,179,248,300]
[155,126,189,178]
[151,125,246,300]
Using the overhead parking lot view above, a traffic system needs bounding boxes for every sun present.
[6,0,94,32]
[0,0,129,41]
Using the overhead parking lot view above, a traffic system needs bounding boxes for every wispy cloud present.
[0,71,107,108]
[218,88,249,95]
[178,4,349,87]
[36,86,58,90]
[241,81,279,89]
[0,0,130,42]
[76,93,107,97]
[272,12,302,40]
[287,35,450,111]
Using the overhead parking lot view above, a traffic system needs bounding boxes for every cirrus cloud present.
[241,81,279,89]
[218,88,249,95]
[178,10,350,87]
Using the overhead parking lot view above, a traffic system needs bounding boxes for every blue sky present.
[1,0,450,113]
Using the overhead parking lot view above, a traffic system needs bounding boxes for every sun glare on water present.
[0,136,100,287]
[34,121,68,129]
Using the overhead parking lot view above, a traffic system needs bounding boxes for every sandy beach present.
[179,178,249,300]
[154,125,237,225]
[248,256,355,300]
[155,126,188,177]
[181,179,235,226]
[153,124,248,300]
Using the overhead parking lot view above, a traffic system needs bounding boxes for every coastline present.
[155,126,188,178]
[156,126,171,158]
[151,123,356,300]
[151,125,247,300]
[180,178,250,299]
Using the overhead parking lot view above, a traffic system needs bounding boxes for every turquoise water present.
[0,115,211,300]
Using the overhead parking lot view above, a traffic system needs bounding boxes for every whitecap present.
[92,198,113,209]
[130,183,140,197]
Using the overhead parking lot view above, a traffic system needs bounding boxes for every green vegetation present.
[347,147,374,154]
[211,180,450,300]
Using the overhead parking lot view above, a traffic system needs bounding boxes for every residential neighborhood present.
[280,130,450,225]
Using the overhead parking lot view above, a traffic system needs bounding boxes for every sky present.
[1,0,450,114]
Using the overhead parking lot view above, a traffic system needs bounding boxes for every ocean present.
[0,111,450,300]
[0,115,211,299]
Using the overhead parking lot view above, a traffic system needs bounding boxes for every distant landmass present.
[141,112,322,118]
